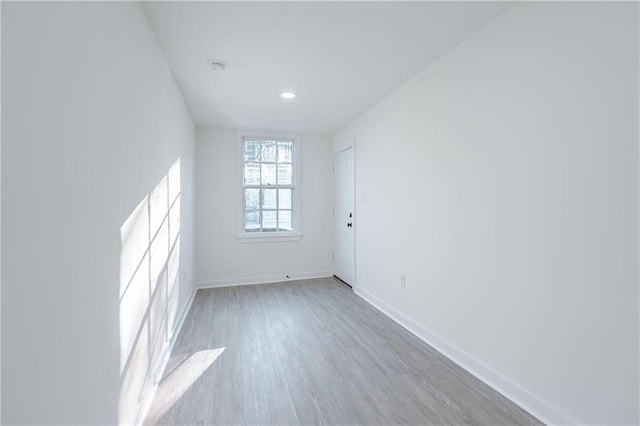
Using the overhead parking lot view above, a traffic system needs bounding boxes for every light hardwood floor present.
[144,277,542,425]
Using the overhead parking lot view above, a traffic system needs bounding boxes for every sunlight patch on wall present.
[119,158,182,425]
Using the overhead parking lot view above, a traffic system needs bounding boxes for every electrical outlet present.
[400,274,406,288]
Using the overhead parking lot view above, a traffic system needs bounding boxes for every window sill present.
[237,232,302,243]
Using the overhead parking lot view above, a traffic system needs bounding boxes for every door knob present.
[347,222,353,227]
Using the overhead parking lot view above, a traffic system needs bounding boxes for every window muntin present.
[242,138,295,233]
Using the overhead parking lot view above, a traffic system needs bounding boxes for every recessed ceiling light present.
[209,60,227,71]
[281,91,297,99]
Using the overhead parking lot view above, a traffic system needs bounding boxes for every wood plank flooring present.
[144,277,542,425]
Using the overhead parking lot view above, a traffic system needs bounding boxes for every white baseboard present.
[169,287,197,348]
[134,285,197,426]
[197,271,332,289]
[354,286,574,426]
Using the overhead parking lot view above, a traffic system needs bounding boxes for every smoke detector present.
[209,60,227,71]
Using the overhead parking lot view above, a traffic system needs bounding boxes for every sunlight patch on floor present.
[144,348,226,424]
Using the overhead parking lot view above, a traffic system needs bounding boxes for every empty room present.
[1,1,639,425]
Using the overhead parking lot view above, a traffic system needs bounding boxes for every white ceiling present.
[142,1,514,135]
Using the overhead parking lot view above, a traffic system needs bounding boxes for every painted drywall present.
[335,2,639,425]
[2,2,196,425]
[196,127,332,286]
[0,1,3,421]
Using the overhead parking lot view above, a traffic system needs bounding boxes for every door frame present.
[333,142,356,288]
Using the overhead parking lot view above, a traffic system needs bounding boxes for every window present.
[239,133,301,241]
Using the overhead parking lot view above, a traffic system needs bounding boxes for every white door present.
[333,147,355,286]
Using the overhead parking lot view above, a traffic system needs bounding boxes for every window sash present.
[242,186,295,232]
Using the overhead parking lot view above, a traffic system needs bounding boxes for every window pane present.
[262,210,277,230]
[244,163,260,185]
[279,189,292,209]
[262,188,277,209]
[245,211,260,232]
[261,141,276,162]
[261,163,276,185]
[278,142,292,163]
[277,164,292,185]
[278,210,292,231]
[244,139,260,162]
[245,188,259,210]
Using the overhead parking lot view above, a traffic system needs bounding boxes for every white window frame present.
[237,130,302,242]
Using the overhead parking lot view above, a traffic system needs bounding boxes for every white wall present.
[335,2,639,425]
[2,3,196,424]
[196,127,332,286]
[1,1,3,420]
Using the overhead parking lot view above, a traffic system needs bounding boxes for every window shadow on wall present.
[118,158,182,425]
